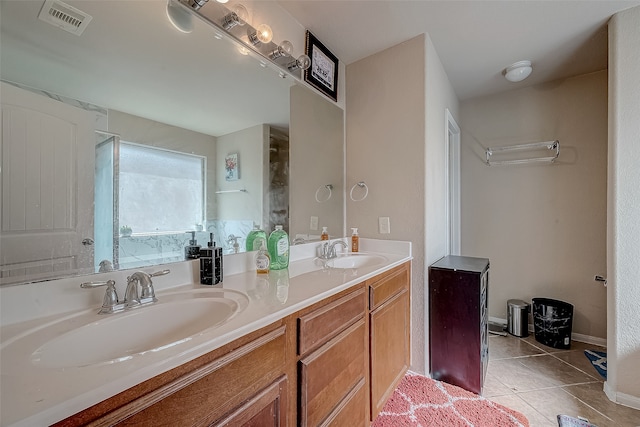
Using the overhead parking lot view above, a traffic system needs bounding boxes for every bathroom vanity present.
[0,240,411,426]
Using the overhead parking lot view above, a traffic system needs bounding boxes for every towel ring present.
[350,181,368,202]
[315,184,333,203]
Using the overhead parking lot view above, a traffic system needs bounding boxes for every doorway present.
[446,109,461,256]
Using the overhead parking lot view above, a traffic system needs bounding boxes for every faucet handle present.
[81,280,122,314]
[150,269,170,277]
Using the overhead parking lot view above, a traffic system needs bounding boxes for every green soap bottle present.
[246,224,267,252]
[268,225,289,270]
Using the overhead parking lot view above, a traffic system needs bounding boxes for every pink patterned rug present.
[372,372,530,427]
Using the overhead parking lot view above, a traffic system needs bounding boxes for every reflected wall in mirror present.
[0,0,344,285]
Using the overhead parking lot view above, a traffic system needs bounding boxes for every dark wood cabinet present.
[429,255,489,395]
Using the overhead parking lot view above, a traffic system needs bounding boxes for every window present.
[118,142,205,234]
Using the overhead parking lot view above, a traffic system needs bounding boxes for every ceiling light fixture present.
[221,4,248,30]
[504,60,533,82]
[166,0,193,33]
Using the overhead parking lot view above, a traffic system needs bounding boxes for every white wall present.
[346,34,460,374]
[607,5,640,408]
[216,124,269,225]
[424,35,461,369]
[460,71,608,340]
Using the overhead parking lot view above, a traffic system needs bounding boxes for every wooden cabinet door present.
[212,376,287,427]
[369,288,410,420]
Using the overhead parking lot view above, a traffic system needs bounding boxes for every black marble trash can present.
[532,298,574,349]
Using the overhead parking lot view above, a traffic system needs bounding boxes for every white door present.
[0,82,95,282]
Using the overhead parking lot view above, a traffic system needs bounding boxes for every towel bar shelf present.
[486,140,560,166]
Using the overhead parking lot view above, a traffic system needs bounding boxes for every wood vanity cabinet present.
[53,321,293,427]
[297,287,368,427]
[367,263,411,421]
[55,261,412,427]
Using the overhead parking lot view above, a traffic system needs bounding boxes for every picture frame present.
[304,31,339,101]
[225,153,239,181]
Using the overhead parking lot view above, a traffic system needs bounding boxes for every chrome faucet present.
[125,269,170,308]
[81,269,170,314]
[319,240,348,260]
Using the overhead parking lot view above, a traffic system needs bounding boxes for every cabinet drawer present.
[298,288,365,356]
[299,319,366,427]
[369,263,409,310]
[100,326,287,426]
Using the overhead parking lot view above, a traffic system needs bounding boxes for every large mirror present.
[0,0,344,285]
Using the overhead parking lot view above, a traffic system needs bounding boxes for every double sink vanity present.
[0,239,411,426]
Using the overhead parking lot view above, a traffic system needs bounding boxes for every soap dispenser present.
[200,233,215,285]
[212,236,223,284]
[321,227,329,241]
[268,225,289,270]
[185,231,201,260]
[246,224,267,252]
[351,228,359,253]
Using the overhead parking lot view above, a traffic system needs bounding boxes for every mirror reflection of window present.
[94,139,206,270]
[118,142,205,234]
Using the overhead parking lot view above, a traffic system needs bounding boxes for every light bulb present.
[249,23,273,45]
[269,40,293,59]
[287,54,311,71]
[221,4,248,30]
[166,0,193,33]
[256,24,273,43]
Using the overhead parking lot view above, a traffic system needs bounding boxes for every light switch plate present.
[310,216,319,231]
[379,216,390,234]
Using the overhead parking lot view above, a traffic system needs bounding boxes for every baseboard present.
[571,332,606,347]
[488,316,507,325]
[487,316,606,346]
[604,381,640,410]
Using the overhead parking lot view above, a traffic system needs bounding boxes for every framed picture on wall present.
[304,31,339,101]
[225,153,238,181]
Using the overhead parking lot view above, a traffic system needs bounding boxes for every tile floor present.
[485,333,640,427]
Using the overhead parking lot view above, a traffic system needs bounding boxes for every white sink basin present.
[30,289,248,369]
[326,253,388,269]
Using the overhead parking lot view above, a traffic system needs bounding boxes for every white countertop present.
[0,239,411,426]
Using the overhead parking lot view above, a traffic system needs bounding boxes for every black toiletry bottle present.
[213,238,223,284]
[200,233,214,285]
[184,231,201,260]
[200,234,223,285]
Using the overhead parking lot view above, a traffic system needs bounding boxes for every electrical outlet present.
[310,216,319,231]
[379,216,390,234]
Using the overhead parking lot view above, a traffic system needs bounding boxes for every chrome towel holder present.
[350,181,368,202]
[315,184,333,203]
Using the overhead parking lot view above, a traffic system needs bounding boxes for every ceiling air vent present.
[38,0,93,36]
